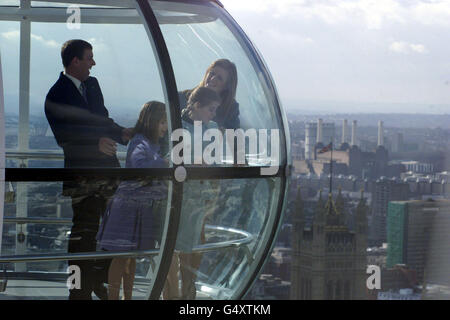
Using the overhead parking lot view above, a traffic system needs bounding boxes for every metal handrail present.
[3,149,257,263]
[0,225,254,264]
[5,150,127,161]
[0,249,158,263]
[3,217,72,225]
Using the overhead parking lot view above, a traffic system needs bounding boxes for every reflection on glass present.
[178,59,240,130]
[17,17,166,163]
[162,177,281,300]
[0,21,20,150]
[152,0,286,167]
[1,0,289,301]
[1,2,173,300]
[1,177,170,300]
[96,101,169,300]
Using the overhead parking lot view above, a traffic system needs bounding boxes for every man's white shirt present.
[63,71,84,96]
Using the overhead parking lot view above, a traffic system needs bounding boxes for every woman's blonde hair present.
[199,59,237,118]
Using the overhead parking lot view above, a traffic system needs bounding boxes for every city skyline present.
[1,1,449,301]
[222,0,450,114]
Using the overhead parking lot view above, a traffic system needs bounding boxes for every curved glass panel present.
[1,34,5,269]
[0,0,289,301]
[1,3,169,168]
[29,23,166,166]
[162,177,282,299]
[1,178,173,300]
[0,1,175,300]
[146,0,288,300]
[150,0,286,169]
[0,21,20,152]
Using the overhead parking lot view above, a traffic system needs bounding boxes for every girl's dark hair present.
[133,101,166,144]
[182,86,220,118]
[61,39,93,68]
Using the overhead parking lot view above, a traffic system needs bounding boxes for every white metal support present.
[0,50,5,255]
[18,0,30,152]
[15,0,31,273]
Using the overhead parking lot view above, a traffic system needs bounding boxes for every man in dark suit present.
[45,39,132,300]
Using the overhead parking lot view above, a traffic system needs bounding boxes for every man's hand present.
[122,127,133,143]
[99,137,117,156]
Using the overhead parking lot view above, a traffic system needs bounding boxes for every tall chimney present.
[305,122,316,160]
[342,119,348,144]
[378,120,384,147]
[351,120,357,146]
[317,118,323,144]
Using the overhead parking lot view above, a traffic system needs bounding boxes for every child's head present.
[133,101,167,143]
[185,86,220,124]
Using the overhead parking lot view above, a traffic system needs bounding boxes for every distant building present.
[391,132,404,153]
[366,264,420,300]
[367,244,387,269]
[422,284,450,300]
[305,122,317,161]
[400,171,450,197]
[247,274,290,300]
[291,141,305,161]
[400,161,434,174]
[297,118,404,179]
[264,246,291,282]
[305,119,335,160]
[369,177,409,246]
[291,188,368,300]
[377,289,421,300]
[381,265,418,291]
[387,199,450,286]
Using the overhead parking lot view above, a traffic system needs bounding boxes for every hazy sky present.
[220,0,450,114]
[1,0,449,115]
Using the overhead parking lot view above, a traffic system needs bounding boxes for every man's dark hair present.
[61,39,92,68]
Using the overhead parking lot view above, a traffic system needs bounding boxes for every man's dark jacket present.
[45,72,125,168]
[45,73,125,293]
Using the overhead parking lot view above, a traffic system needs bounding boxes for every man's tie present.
[80,82,88,102]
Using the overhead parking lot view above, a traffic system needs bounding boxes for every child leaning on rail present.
[163,86,221,300]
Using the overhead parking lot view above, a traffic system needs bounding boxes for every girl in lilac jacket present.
[96,101,168,300]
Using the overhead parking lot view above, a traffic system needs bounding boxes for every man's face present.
[74,48,95,81]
